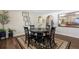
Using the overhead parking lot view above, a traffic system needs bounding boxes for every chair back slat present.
[50,27,55,40]
[46,25,50,29]
[24,27,29,40]
[30,25,35,30]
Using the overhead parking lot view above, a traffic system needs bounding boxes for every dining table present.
[30,28,50,47]
[30,28,50,33]
[27,27,56,48]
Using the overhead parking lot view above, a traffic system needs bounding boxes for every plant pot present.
[0,31,6,40]
[8,31,13,38]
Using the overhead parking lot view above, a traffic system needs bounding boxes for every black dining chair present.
[45,27,56,48]
[29,25,36,39]
[46,25,50,29]
[24,27,31,47]
[30,25,35,38]
[50,27,56,47]
[30,25,35,30]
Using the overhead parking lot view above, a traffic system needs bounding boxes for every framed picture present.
[22,11,31,26]
[22,11,29,17]
[58,11,79,28]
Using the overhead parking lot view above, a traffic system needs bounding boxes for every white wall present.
[0,10,45,36]
[5,10,24,36]
[49,11,79,38]
[0,10,79,38]
[0,10,36,36]
[38,10,79,38]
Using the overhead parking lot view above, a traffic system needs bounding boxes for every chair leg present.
[27,39,29,47]
[27,38,31,47]
[45,38,51,49]
[25,37,27,43]
[67,41,71,49]
[49,38,56,49]
[49,39,52,48]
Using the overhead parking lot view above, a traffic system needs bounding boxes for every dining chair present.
[30,25,35,30]
[24,27,31,47]
[45,27,56,48]
[30,25,36,39]
[46,25,50,30]
[30,25,36,38]
[50,27,56,47]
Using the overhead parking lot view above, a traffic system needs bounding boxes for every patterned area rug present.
[16,36,70,49]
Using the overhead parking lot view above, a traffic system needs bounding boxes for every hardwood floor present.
[0,37,21,49]
[0,34,79,49]
[55,34,79,49]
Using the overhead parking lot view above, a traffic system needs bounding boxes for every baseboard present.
[55,33,79,40]
[14,33,25,37]
[55,33,79,39]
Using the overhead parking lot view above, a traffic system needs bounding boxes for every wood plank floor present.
[0,34,79,49]
[0,37,21,49]
[55,34,79,49]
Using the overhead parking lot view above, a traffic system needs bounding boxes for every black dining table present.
[30,28,50,33]
[30,28,50,43]
[29,28,56,48]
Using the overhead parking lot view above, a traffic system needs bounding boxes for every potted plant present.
[0,10,9,39]
[0,10,9,29]
[0,29,6,40]
[8,28,16,38]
